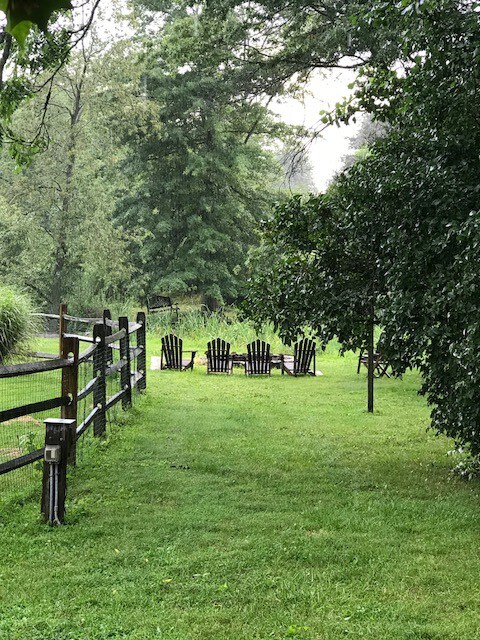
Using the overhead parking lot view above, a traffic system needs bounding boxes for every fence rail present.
[0,358,71,379]
[0,305,147,523]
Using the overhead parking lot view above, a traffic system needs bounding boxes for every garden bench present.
[147,295,179,321]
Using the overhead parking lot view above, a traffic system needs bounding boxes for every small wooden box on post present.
[119,316,132,409]
[92,323,107,437]
[136,311,146,392]
[41,418,74,525]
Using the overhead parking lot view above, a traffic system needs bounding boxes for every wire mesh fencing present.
[0,364,66,501]
[0,308,147,519]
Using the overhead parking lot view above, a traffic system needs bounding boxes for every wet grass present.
[0,348,479,639]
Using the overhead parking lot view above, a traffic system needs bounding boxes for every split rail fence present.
[0,305,147,524]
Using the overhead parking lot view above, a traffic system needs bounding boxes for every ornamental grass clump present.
[0,287,35,363]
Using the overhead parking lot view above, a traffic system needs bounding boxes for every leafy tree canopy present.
[114,3,299,307]
[246,0,480,459]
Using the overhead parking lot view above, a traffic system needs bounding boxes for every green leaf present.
[1,0,72,44]
[9,20,32,46]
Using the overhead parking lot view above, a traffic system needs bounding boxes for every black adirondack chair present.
[245,340,271,375]
[206,338,233,374]
[161,334,196,371]
[281,338,316,376]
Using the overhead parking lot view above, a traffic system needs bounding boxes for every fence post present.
[93,323,107,437]
[136,311,146,392]
[119,316,132,409]
[103,308,113,366]
[41,418,74,525]
[60,335,79,464]
[59,302,68,356]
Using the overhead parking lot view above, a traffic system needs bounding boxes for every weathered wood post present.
[103,308,113,366]
[41,418,74,525]
[93,323,107,437]
[136,311,146,392]
[119,316,132,409]
[60,335,79,464]
[58,302,68,356]
[367,315,375,413]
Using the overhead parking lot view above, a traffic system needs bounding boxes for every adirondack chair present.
[357,349,390,378]
[161,334,196,371]
[281,338,316,376]
[245,340,271,375]
[206,338,233,374]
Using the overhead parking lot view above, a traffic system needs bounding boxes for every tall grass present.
[147,309,282,351]
[0,287,36,363]
[147,308,341,354]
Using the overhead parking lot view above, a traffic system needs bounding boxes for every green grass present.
[1,346,480,639]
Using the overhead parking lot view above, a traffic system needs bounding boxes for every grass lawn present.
[0,347,479,639]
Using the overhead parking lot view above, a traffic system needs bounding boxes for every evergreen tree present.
[117,7,287,307]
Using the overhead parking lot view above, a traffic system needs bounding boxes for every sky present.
[271,69,362,192]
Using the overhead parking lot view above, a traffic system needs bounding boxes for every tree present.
[0,0,101,163]
[0,38,134,312]
[330,0,480,460]
[244,187,386,411]
[278,147,317,193]
[246,0,480,462]
[340,115,385,170]
[115,5,290,308]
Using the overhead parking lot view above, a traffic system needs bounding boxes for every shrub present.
[0,287,35,363]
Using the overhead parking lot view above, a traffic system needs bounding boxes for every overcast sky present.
[272,69,361,192]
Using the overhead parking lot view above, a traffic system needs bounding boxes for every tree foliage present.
[244,191,381,350]
[246,0,480,460]
[0,0,100,163]
[0,0,72,44]
[0,41,135,313]
[115,5,293,307]
[342,0,480,458]
[0,5,303,312]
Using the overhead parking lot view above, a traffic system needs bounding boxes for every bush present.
[0,287,35,363]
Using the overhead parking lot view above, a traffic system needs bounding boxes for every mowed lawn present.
[1,349,479,640]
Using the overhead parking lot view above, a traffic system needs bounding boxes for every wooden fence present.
[0,305,147,524]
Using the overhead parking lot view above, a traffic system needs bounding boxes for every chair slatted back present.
[162,334,182,369]
[207,338,231,373]
[246,340,271,375]
[294,338,315,375]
